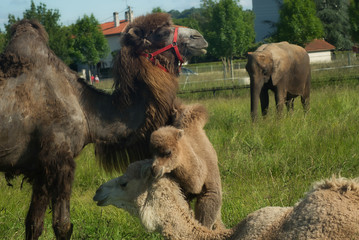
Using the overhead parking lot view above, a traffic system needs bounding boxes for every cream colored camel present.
[150,104,222,229]
[94,159,359,240]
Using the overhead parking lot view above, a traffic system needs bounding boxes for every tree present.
[0,31,6,53]
[170,8,202,31]
[203,0,255,77]
[152,7,164,13]
[349,0,359,43]
[276,0,324,46]
[315,0,352,50]
[70,14,110,71]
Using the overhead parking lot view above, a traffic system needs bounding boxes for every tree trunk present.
[221,57,227,79]
[230,58,234,83]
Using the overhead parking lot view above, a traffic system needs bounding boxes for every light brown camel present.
[94,159,359,240]
[0,12,207,239]
[150,104,222,229]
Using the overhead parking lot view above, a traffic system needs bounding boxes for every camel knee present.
[195,191,222,228]
[25,220,44,240]
[53,221,73,240]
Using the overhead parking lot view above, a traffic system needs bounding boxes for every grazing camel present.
[150,104,222,229]
[0,12,207,240]
[94,159,359,240]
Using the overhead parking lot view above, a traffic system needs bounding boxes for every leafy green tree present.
[315,0,352,50]
[0,31,6,53]
[70,14,109,70]
[276,0,324,46]
[203,0,254,76]
[349,0,359,43]
[152,7,164,13]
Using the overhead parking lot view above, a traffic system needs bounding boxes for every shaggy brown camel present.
[150,104,222,229]
[94,159,359,240]
[0,12,207,239]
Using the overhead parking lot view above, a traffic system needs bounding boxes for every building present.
[100,8,133,68]
[253,0,283,42]
[305,39,336,63]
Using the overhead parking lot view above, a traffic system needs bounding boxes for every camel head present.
[94,159,195,234]
[93,159,154,216]
[149,126,184,179]
[121,12,208,63]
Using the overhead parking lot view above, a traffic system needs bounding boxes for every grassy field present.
[1,78,359,239]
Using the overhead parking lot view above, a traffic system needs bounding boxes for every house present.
[305,39,336,63]
[100,8,133,68]
[252,0,283,42]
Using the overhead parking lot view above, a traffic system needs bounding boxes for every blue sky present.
[0,0,252,31]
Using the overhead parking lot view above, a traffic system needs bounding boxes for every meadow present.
[1,65,359,239]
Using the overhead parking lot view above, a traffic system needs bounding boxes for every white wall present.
[308,51,333,63]
[103,34,122,67]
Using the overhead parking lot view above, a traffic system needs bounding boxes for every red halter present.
[141,27,184,73]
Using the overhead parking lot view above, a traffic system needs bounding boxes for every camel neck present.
[73,78,146,143]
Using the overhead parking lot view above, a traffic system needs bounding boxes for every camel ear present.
[176,129,184,140]
[127,27,142,39]
[126,27,152,48]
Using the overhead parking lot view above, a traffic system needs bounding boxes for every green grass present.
[1,81,359,239]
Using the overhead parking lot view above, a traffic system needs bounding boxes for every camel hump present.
[310,176,359,194]
[0,19,50,78]
[174,104,208,129]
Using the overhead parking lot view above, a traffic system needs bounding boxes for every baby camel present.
[94,159,359,240]
[150,104,222,229]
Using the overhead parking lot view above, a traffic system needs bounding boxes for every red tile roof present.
[101,20,129,36]
[305,39,335,52]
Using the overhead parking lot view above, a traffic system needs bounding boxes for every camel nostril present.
[151,166,164,179]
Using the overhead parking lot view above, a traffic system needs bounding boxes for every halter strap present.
[141,27,184,73]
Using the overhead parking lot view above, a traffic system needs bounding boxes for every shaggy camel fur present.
[0,13,207,239]
[150,104,222,229]
[95,13,208,171]
[94,159,359,240]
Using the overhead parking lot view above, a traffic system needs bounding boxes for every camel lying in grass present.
[94,159,359,240]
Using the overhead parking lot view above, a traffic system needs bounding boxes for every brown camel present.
[0,12,207,240]
[150,104,222,229]
[94,159,359,240]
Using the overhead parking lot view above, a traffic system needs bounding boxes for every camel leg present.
[194,185,222,229]
[25,178,50,240]
[39,135,75,240]
[51,155,75,240]
[52,195,73,240]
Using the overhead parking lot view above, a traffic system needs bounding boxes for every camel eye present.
[163,150,172,157]
[191,35,201,39]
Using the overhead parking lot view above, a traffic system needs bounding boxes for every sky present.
[0,0,253,31]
